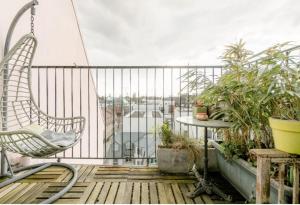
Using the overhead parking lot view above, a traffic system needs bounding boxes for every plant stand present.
[176,116,232,201]
[250,149,300,204]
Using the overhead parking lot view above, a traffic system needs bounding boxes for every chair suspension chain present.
[30,6,35,35]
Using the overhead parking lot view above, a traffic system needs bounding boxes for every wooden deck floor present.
[0,165,244,204]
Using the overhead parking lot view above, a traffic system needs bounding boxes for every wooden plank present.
[38,192,83,199]
[63,166,83,182]
[278,163,285,204]
[115,182,126,204]
[86,182,103,204]
[54,198,80,204]
[5,183,36,204]
[256,157,271,204]
[0,183,20,198]
[95,170,130,175]
[26,184,50,203]
[55,169,71,182]
[123,182,133,204]
[85,166,99,182]
[45,186,86,193]
[149,182,158,204]
[105,182,119,204]
[179,183,194,204]
[157,183,168,204]
[187,183,204,204]
[26,174,60,179]
[164,183,176,204]
[171,183,185,204]
[132,182,141,204]
[78,165,89,179]
[79,166,94,182]
[201,194,214,204]
[250,149,295,158]
[14,183,45,204]
[97,182,111,204]
[0,183,28,203]
[293,164,299,204]
[141,182,149,204]
[97,167,130,172]
[79,182,97,204]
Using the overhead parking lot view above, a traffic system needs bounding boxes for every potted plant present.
[268,56,300,154]
[193,98,209,121]
[157,121,199,174]
[183,40,298,202]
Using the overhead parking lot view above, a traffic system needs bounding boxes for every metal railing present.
[31,65,223,165]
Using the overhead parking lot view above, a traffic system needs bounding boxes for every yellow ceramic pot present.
[269,117,300,155]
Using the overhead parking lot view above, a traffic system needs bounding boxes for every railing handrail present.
[31,65,224,69]
[246,45,300,65]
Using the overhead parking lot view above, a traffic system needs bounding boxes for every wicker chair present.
[0,34,85,203]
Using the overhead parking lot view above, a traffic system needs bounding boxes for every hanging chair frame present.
[0,1,85,203]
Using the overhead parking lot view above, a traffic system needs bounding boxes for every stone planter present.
[157,148,194,174]
[211,141,293,203]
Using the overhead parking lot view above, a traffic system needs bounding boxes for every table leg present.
[187,126,232,201]
[204,127,208,181]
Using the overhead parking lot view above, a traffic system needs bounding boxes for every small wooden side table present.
[250,149,300,204]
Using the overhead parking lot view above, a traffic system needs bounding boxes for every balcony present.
[0,65,247,203]
[0,165,244,204]
[1,3,299,201]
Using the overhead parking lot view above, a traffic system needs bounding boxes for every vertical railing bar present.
[129,68,132,160]
[112,68,115,161]
[46,68,49,129]
[104,69,107,158]
[37,67,40,124]
[162,68,165,123]
[187,66,190,137]
[146,68,148,164]
[96,68,99,158]
[63,67,66,157]
[121,69,124,159]
[170,68,174,130]
[88,67,91,158]
[179,67,182,134]
[55,67,57,131]
[79,66,82,158]
[71,68,74,157]
[54,67,57,158]
[154,67,157,159]
[195,67,198,139]
[137,68,140,159]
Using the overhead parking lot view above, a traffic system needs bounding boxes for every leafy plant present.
[183,40,300,159]
[159,121,202,159]
[159,121,172,146]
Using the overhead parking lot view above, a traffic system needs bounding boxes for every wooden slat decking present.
[0,165,243,204]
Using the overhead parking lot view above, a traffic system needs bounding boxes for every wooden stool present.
[250,149,300,204]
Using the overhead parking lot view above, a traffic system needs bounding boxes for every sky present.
[74,0,300,66]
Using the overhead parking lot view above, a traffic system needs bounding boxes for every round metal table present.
[176,116,232,201]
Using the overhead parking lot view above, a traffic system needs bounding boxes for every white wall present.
[0,0,88,65]
[0,0,105,165]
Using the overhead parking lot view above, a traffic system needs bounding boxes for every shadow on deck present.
[0,165,245,204]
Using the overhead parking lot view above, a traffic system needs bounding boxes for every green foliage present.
[184,40,300,159]
[159,122,202,160]
[159,121,172,146]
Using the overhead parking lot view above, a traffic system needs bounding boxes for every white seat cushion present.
[41,130,76,147]
[21,124,76,147]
